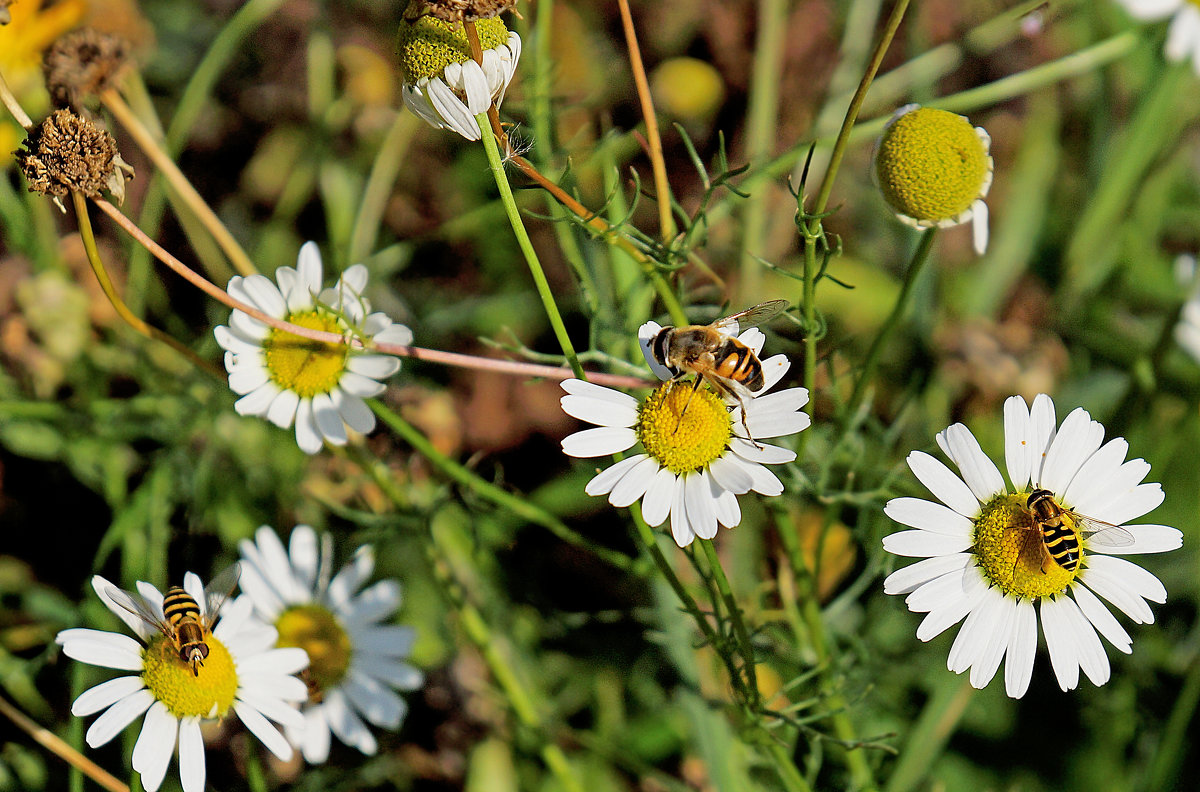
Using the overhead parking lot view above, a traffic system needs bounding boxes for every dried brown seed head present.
[44,27,131,108]
[16,109,135,207]
[409,0,520,23]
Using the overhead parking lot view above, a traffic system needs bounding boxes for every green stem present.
[699,539,760,707]
[738,0,788,299]
[884,678,974,792]
[762,736,813,792]
[477,113,586,380]
[368,400,636,571]
[842,228,938,424]
[811,0,910,218]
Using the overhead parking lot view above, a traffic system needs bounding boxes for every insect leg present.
[672,377,705,435]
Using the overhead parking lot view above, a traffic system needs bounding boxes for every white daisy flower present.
[882,394,1183,698]
[213,241,413,455]
[56,572,309,792]
[559,324,809,548]
[1115,0,1200,75]
[874,104,993,255]
[397,5,521,141]
[237,525,424,763]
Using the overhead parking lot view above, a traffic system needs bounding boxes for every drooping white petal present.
[299,705,333,764]
[609,455,662,508]
[342,671,406,728]
[1040,596,1080,691]
[683,472,718,541]
[641,467,677,526]
[294,398,325,455]
[1057,595,1110,687]
[669,480,694,547]
[711,485,741,528]
[970,199,989,255]
[322,689,378,755]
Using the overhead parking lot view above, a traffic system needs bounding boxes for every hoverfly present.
[648,299,790,446]
[1017,488,1134,574]
[103,564,241,676]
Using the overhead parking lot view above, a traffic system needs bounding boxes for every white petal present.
[905,567,975,613]
[968,592,1016,689]
[312,392,349,446]
[347,354,401,380]
[424,77,481,140]
[560,394,638,427]
[584,454,648,497]
[707,454,754,494]
[241,274,287,318]
[683,473,718,541]
[945,588,998,675]
[971,199,988,255]
[561,378,640,407]
[882,529,974,558]
[1120,0,1184,20]
[1079,569,1155,624]
[345,580,401,626]
[343,671,406,728]
[641,467,677,526]
[58,630,145,671]
[288,525,320,593]
[609,455,662,508]
[73,676,147,717]
[84,688,155,748]
[328,547,375,609]
[906,451,979,518]
[322,689,378,754]
[1040,596,1079,691]
[333,390,376,434]
[1058,595,1110,686]
[294,398,324,454]
[636,322,676,381]
[265,388,301,429]
[132,702,178,792]
[883,553,971,596]
[229,367,271,398]
[457,59,492,114]
[178,718,206,792]
[1063,438,1130,513]
[669,479,695,547]
[711,485,741,528]
[561,427,637,457]
[92,576,155,642]
[937,424,1005,502]
[1003,395,1032,490]
[1084,554,1167,604]
[338,370,387,399]
[235,702,293,760]
[300,706,333,764]
[883,497,974,537]
[351,626,417,658]
[1090,523,1182,555]
[1071,583,1132,653]
[1028,393,1057,484]
[1095,483,1164,526]
[1003,598,1037,698]
[1040,407,1101,494]
[730,437,795,464]
[1166,6,1200,61]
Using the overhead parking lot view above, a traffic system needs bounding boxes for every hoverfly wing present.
[202,563,242,629]
[103,583,174,638]
[1074,513,1136,548]
[713,299,789,337]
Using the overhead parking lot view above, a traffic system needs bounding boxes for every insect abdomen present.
[713,341,764,391]
[1040,521,1080,571]
[162,586,201,625]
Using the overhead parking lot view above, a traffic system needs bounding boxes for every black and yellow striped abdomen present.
[1028,489,1081,572]
[162,586,210,674]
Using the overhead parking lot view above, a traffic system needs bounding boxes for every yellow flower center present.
[974,493,1077,598]
[276,604,352,693]
[395,1,510,84]
[263,310,349,399]
[142,634,238,719]
[636,383,732,475]
[875,107,989,223]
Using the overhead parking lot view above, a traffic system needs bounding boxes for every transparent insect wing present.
[713,299,789,336]
[1076,514,1136,548]
[103,584,175,638]
[202,563,242,628]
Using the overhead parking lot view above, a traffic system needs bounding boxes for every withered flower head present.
[44,27,130,108]
[410,0,521,23]
[16,109,135,208]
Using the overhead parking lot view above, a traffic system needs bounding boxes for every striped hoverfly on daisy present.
[103,564,241,676]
